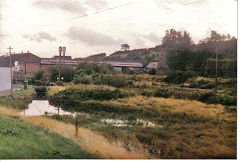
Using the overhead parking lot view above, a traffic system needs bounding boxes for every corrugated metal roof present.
[103,61,143,68]
[0,53,41,67]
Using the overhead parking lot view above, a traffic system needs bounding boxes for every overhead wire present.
[37,2,134,28]
[183,0,207,5]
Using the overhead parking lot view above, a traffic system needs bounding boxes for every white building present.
[0,67,11,97]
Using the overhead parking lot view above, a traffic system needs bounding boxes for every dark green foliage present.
[76,62,115,75]
[50,85,135,107]
[34,70,45,80]
[165,49,236,78]
[149,69,157,75]
[154,88,173,98]
[93,75,133,88]
[163,70,197,84]
[188,91,237,106]
[201,59,237,78]
[123,68,142,75]
[73,75,92,84]
[50,65,75,82]
[74,74,134,88]
[0,128,20,136]
[166,50,214,72]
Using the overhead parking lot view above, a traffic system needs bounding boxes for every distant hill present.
[75,53,106,62]
[77,46,164,66]
[104,46,163,66]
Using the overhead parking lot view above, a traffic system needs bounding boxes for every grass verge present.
[0,114,94,159]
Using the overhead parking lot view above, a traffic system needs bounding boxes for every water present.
[136,119,163,128]
[20,100,162,128]
[101,119,129,127]
[20,100,76,116]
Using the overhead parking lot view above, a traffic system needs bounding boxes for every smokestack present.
[59,46,62,56]
[63,47,66,56]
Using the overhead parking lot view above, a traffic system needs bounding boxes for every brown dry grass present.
[0,106,19,116]
[22,116,152,159]
[114,95,225,118]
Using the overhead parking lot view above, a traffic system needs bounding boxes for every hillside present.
[75,53,106,62]
[104,46,162,66]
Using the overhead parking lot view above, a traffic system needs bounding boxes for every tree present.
[49,65,75,82]
[162,29,193,51]
[197,30,231,53]
[121,44,130,51]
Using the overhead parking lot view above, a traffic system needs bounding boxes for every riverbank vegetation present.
[47,79,237,159]
[48,95,236,159]
[0,84,35,110]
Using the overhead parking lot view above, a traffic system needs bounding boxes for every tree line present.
[162,29,237,78]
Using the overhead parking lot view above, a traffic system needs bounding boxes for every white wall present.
[0,67,11,92]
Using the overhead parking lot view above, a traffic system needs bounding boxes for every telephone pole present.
[58,47,62,85]
[214,47,218,94]
[7,46,13,96]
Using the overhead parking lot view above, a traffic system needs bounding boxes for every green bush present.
[93,75,133,88]
[164,70,197,84]
[141,89,155,97]
[74,75,92,84]
[49,65,75,82]
[149,69,157,75]
[189,91,236,106]
[154,88,173,98]
[49,85,135,106]
[76,62,116,75]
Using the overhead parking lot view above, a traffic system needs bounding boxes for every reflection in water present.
[101,119,128,127]
[136,119,163,128]
[20,100,162,128]
[20,100,76,116]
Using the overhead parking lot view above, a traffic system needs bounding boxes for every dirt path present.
[22,116,153,159]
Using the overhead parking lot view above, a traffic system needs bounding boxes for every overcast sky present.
[0,0,237,58]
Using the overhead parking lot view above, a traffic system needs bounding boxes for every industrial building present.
[0,51,144,74]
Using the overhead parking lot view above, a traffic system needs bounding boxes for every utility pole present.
[7,46,13,96]
[214,47,219,94]
[58,47,62,85]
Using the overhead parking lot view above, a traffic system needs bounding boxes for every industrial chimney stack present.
[63,47,66,57]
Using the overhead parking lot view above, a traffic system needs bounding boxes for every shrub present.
[141,89,155,97]
[49,84,135,106]
[93,75,133,88]
[149,69,157,75]
[49,65,75,82]
[154,88,173,98]
[164,70,197,84]
[76,62,115,75]
[187,77,215,89]
[189,91,236,106]
[73,75,92,84]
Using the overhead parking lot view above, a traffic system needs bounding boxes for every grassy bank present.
[0,114,94,159]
